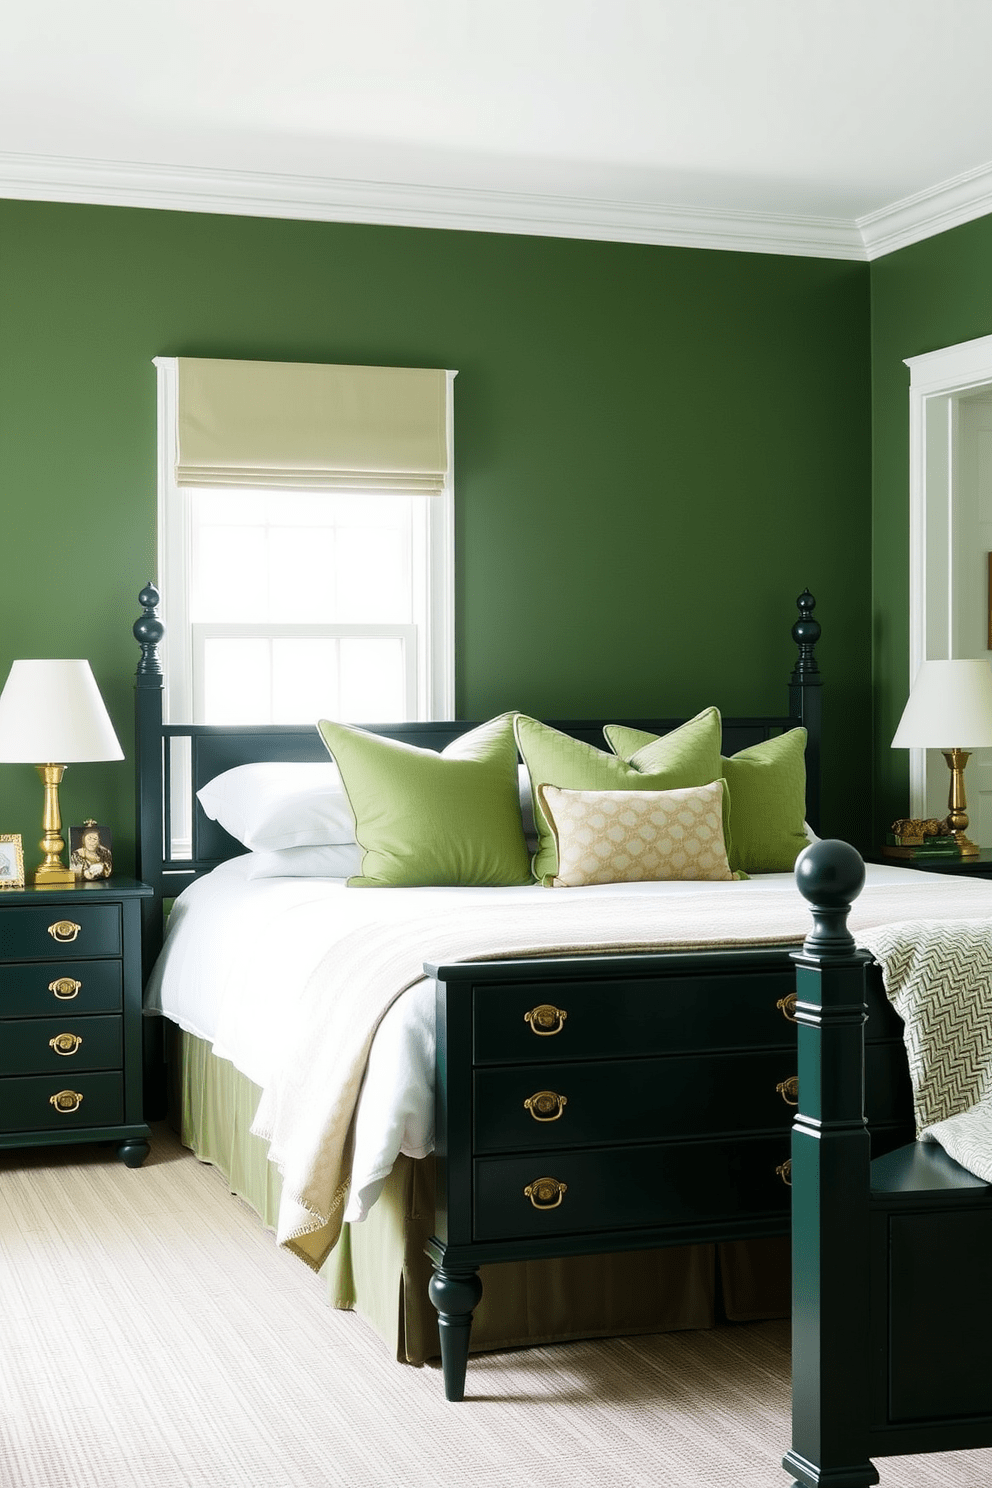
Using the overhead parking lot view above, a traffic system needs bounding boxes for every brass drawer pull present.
[776,1075,799,1106]
[49,1033,83,1057]
[49,1090,84,1114]
[523,1090,568,1122]
[48,920,81,944]
[776,992,798,1023]
[524,1003,567,1037]
[524,1176,567,1210]
[776,1159,792,1187]
[50,978,82,1000]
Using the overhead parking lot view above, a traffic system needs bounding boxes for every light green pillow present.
[606,723,809,875]
[316,714,532,887]
[515,708,723,882]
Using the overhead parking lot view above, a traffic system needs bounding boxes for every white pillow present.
[243,843,362,880]
[196,762,357,851]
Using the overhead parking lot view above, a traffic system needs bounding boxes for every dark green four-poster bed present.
[132,586,992,1483]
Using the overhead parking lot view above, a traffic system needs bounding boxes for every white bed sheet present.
[144,856,926,1224]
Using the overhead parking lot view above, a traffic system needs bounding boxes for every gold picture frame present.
[0,833,25,890]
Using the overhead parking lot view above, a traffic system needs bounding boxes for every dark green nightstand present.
[0,876,153,1166]
[876,849,992,878]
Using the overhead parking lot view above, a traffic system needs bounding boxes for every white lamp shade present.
[891,659,992,750]
[0,660,124,763]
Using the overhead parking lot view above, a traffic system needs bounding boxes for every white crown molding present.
[4,147,992,261]
[858,159,992,260]
[0,149,865,260]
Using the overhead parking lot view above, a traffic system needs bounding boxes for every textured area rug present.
[0,1125,987,1488]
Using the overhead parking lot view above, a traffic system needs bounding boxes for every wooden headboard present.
[132,585,822,961]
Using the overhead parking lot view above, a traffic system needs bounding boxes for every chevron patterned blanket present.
[859,918,992,1182]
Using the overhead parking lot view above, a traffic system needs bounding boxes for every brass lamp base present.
[942,748,980,857]
[34,763,75,887]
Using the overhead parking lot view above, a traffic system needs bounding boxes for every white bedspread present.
[144,857,992,1246]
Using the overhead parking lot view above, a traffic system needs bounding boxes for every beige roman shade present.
[174,357,451,492]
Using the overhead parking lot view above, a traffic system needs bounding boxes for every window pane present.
[190,489,417,625]
[202,639,271,723]
[337,527,409,622]
[340,638,406,722]
[271,639,341,723]
[196,489,270,525]
[193,526,269,622]
[268,528,339,622]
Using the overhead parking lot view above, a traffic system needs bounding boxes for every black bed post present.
[789,590,822,835]
[133,581,166,975]
[783,840,876,1488]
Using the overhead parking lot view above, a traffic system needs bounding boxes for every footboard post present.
[783,840,878,1488]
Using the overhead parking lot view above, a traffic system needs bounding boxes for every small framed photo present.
[69,820,113,881]
[0,834,25,890]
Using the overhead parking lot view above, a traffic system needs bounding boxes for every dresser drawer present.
[0,1071,123,1132]
[473,1133,792,1242]
[0,960,123,1017]
[474,1048,800,1154]
[0,904,121,961]
[0,1016,122,1077]
[473,970,798,1065]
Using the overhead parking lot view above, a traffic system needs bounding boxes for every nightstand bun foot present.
[117,1138,150,1168]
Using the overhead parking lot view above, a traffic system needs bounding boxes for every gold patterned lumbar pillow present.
[535,779,736,888]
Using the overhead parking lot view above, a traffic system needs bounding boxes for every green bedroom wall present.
[0,198,871,870]
[870,212,992,835]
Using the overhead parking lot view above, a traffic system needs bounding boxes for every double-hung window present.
[155,357,455,726]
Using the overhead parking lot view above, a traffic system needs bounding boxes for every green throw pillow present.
[316,714,532,887]
[515,708,723,881]
[606,722,809,874]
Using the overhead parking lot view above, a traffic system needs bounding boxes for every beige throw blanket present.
[860,917,992,1182]
[251,876,992,1271]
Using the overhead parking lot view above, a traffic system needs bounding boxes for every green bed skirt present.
[176,1029,788,1365]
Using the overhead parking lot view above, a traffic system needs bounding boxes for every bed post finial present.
[133,582,164,687]
[790,589,820,681]
[793,838,864,954]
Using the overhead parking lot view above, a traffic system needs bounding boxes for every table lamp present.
[0,660,124,886]
[891,658,992,857]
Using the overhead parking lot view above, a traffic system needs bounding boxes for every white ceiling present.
[4,0,992,259]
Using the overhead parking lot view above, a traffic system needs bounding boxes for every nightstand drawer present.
[0,960,123,1016]
[0,904,121,961]
[473,970,797,1064]
[0,1071,123,1132]
[473,1133,792,1242]
[0,1016,122,1076]
[474,1048,799,1154]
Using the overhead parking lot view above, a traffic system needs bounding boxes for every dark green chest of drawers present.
[0,878,152,1166]
[425,944,914,1401]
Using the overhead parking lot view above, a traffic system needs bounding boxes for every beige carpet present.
[0,1125,987,1488]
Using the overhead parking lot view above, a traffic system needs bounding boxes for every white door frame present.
[905,332,992,815]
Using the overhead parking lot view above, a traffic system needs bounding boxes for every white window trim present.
[904,333,992,816]
[154,356,455,724]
